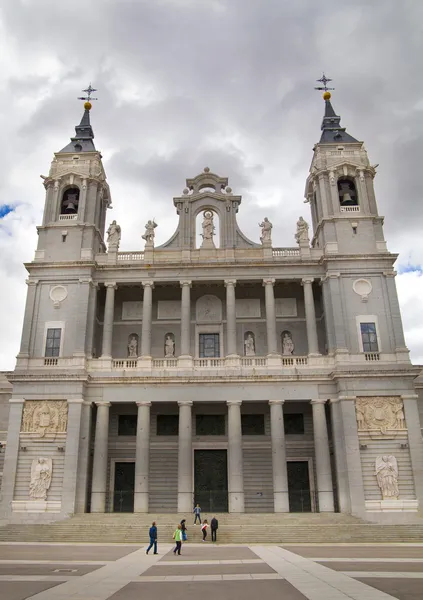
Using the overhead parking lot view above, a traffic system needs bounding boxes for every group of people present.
[146,504,219,556]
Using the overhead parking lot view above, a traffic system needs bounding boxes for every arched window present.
[60,187,80,215]
[337,179,358,207]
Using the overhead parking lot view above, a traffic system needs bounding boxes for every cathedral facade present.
[1,92,422,523]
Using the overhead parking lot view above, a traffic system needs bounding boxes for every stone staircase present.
[1,513,423,543]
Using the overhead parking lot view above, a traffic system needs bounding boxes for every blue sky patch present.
[0,205,14,218]
[397,264,423,275]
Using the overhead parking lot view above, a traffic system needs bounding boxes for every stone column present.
[329,398,351,513]
[339,396,366,517]
[302,278,320,355]
[0,399,24,515]
[85,282,98,357]
[101,283,116,358]
[311,399,334,511]
[180,280,192,357]
[90,401,111,513]
[74,278,92,357]
[227,400,245,512]
[62,399,84,515]
[141,281,154,357]
[18,279,38,357]
[225,279,237,356]
[134,401,151,512]
[263,278,278,355]
[269,400,289,512]
[178,401,193,512]
[384,272,408,352]
[402,395,423,507]
[75,401,93,512]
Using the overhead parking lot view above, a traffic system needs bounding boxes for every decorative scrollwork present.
[355,397,405,434]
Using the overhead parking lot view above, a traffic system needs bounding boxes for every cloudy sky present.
[0,0,422,369]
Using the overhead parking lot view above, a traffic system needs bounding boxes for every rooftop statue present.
[295,216,310,245]
[106,220,121,249]
[259,217,272,246]
[142,219,158,247]
[200,210,216,248]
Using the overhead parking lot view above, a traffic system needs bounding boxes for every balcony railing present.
[340,206,360,213]
[58,214,78,221]
[272,248,300,257]
[364,352,380,361]
[117,252,145,261]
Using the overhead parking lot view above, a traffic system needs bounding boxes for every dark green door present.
[113,462,135,512]
[287,461,312,512]
[194,450,228,512]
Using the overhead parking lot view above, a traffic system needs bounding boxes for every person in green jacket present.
[173,524,183,555]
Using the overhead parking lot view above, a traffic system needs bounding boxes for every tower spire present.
[58,85,98,153]
[314,73,359,144]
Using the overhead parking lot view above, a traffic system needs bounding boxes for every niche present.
[127,333,139,358]
[338,179,358,206]
[60,187,80,215]
[196,209,220,248]
[281,330,295,355]
[164,333,175,357]
[244,331,256,356]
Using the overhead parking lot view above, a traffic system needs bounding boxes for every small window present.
[45,328,62,357]
[284,413,305,435]
[199,333,220,358]
[360,322,379,352]
[241,414,265,435]
[157,415,179,436]
[118,415,137,436]
[196,414,225,436]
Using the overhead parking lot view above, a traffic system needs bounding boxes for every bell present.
[341,191,353,205]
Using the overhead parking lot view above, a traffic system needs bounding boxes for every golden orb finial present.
[323,91,331,101]
[84,101,92,111]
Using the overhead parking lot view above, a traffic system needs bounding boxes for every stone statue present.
[29,457,52,501]
[142,219,157,246]
[282,331,295,355]
[295,216,310,245]
[165,334,175,358]
[127,334,138,358]
[244,333,255,356]
[355,397,406,434]
[375,455,399,499]
[259,217,272,245]
[21,401,68,437]
[200,210,215,248]
[107,220,121,249]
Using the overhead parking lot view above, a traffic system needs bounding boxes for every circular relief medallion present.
[352,278,372,301]
[49,285,68,308]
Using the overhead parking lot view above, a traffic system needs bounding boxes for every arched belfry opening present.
[196,209,220,249]
[60,187,80,215]
[338,178,358,207]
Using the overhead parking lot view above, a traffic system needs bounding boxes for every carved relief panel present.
[21,401,68,437]
[196,295,222,322]
[355,397,406,434]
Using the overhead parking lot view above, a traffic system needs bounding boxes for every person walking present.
[201,519,208,542]
[146,521,158,555]
[193,503,202,524]
[172,524,183,555]
[210,516,218,542]
[180,518,188,542]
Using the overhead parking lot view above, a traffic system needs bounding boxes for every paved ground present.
[0,541,422,599]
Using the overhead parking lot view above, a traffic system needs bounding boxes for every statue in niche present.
[282,330,295,355]
[355,397,406,434]
[200,210,215,248]
[259,217,272,245]
[29,457,52,500]
[375,455,399,499]
[106,220,121,249]
[295,216,310,245]
[244,332,255,356]
[21,401,68,437]
[164,333,175,358]
[127,334,139,358]
[142,219,157,247]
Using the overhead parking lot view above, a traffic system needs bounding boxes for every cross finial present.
[77,84,98,104]
[314,73,335,92]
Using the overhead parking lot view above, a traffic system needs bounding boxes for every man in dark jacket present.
[211,516,218,542]
[146,521,158,554]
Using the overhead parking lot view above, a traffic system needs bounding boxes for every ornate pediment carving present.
[355,397,405,435]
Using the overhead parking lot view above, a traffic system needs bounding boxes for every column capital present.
[79,277,93,285]
[262,278,275,287]
[95,401,111,407]
[401,394,419,400]
[301,277,314,285]
[224,279,237,287]
[9,398,25,404]
[383,271,397,278]
[25,278,39,286]
[136,401,152,407]
[141,280,155,289]
[67,399,85,404]
[180,280,192,288]
[269,399,285,406]
[328,398,340,404]
[338,395,356,401]
[104,282,117,289]
[310,399,327,405]
[227,400,242,406]
[178,400,193,407]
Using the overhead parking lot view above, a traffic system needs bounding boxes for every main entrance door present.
[113,462,135,512]
[194,450,228,512]
[287,461,312,512]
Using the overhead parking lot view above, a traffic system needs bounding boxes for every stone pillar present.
[134,401,151,512]
[90,401,111,513]
[329,398,351,513]
[61,399,84,515]
[225,279,237,356]
[74,278,92,357]
[178,401,193,512]
[339,396,366,517]
[227,400,245,512]
[180,280,192,357]
[85,282,98,357]
[75,401,93,513]
[101,283,116,358]
[18,279,38,357]
[263,278,278,355]
[302,278,320,355]
[311,399,334,511]
[402,395,423,507]
[0,399,24,515]
[141,281,154,357]
[384,272,408,352]
[269,400,289,512]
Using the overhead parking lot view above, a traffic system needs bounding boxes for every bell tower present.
[35,87,111,263]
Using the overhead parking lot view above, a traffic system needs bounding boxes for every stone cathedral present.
[0,89,423,525]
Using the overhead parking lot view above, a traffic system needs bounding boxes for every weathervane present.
[78,84,98,104]
[314,73,335,93]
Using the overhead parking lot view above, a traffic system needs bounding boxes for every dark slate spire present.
[58,103,96,154]
[319,92,359,144]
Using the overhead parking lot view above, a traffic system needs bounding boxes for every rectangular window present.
[284,413,305,435]
[241,414,265,435]
[196,414,225,436]
[199,333,220,358]
[156,415,179,436]
[45,328,62,357]
[118,415,137,436]
[360,322,379,352]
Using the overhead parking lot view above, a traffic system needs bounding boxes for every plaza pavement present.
[0,541,421,599]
